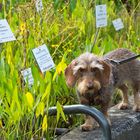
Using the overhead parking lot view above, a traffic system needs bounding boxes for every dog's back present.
[103,48,140,87]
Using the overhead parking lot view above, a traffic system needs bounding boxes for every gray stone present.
[59,97,140,140]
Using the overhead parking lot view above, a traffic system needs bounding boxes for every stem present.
[3,0,6,18]
[90,28,100,52]
[90,0,102,52]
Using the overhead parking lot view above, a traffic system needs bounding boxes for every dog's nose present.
[87,82,93,89]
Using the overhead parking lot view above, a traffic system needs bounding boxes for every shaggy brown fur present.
[65,48,140,131]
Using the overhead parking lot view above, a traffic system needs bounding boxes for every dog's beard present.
[77,80,101,97]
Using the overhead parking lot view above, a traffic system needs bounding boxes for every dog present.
[64,48,140,131]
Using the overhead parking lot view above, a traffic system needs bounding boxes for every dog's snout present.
[87,81,93,89]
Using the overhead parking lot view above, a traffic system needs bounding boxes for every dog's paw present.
[118,102,128,110]
[80,124,93,131]
[133,105,140,112]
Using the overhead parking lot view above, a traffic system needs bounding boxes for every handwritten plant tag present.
[96,4,107,28]
[32,44,55,73]
[112,18,124,31]
[21,68,34,86]
[0,19,16,43]
[36,0,43,12]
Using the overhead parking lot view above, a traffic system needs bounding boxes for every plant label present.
[96,4,107,28]
[32,44,55,73]
[21,68,34,86]
[0,19,16,43]
[36,0,43,12]
[112,18,124,31]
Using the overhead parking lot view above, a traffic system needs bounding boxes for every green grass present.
[0,0,140,139]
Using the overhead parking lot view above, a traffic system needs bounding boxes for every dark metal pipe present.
[47,104,111,140]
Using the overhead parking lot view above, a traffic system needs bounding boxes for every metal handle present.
[47,104,111,140]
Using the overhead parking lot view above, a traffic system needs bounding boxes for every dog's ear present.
[100,60,111,87]
[65,60,77,87]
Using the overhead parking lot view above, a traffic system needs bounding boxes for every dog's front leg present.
[80,115,95,131]
[100,103,111,125]
[79,97,95,131]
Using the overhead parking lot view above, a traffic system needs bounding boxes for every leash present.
[109,54,140,65]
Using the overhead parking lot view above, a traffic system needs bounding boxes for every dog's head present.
[65,52,111,96]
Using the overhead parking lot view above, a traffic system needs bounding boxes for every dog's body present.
[65,48,140,131]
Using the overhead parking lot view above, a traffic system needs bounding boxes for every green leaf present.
[56,101,66,123]
[41,82,51,102]
[70,0,77,13]
[42,115,48,132]
[36,102,45,118]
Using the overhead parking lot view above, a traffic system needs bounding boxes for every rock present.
[59,97,140,140]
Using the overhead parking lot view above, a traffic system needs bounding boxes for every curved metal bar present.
[47,104,111,140]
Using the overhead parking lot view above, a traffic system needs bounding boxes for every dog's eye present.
[79,68,86,73]
[91,68,99,74]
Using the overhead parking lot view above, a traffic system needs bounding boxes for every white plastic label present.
[36,0,43,12]
[32,44,55,73]
[0,19,16,43]
[112,18,124,31]
[96,4,107,28]
[21,68,34,86]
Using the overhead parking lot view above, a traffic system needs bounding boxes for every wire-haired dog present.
[65,48,140,131]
